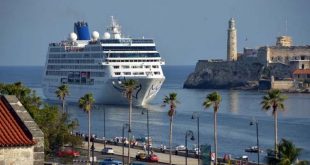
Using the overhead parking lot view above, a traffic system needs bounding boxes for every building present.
[293,69,310,80]
[276,36,292,47]
[0,95,44,165]
[227,18,238,61]
[256,37,310,66]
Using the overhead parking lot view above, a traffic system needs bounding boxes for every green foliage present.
[0,82,82,157]
[162,92,179,117]
[56,84,69,113]
[278,139,302,165]
[261,89,287,114]
[120,79,140,100]
[267,138,304,165]
[78,93,95,113]
[203,91,222,112]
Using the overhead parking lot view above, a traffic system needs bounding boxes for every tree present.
[278,139,302,165]
[261,89,287,158]
[56,85,69,113]
[162,92,179,165]
[203,91,222,165]
[0,82,82,157]
[120,79,139,164]
[78,93,95,161]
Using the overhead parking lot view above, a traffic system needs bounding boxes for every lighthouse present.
[227,18,237,61]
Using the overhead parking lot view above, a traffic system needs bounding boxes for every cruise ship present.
[42,17,165,106]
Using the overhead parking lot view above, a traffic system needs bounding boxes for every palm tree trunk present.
[274,110,278,159]
[88,110,91,162]
[214,111,218,165]
[128,96,132,164]
[169,116,173,165]
[62,99,65,113]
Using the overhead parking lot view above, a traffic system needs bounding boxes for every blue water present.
[0,66,310,162]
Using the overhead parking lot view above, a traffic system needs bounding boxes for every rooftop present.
[0,95,36,147]
[293,69,310,75]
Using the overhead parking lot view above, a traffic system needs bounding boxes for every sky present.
[1,0,310,66]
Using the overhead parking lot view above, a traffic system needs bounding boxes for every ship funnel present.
[74,21,91,40]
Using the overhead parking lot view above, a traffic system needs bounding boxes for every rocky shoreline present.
[183,59,304,92]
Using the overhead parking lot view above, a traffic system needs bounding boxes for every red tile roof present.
[0,96,36,147]
[293,69,310,75]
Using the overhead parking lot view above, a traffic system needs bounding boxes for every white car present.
[101,147,114,155]
[175,145,186,151]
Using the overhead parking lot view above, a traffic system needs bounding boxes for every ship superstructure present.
[42,17,165,106]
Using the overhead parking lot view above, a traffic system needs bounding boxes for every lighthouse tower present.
[227,18,237,61]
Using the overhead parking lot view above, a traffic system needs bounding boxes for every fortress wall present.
[268,47,310,64]
[272,80,295,90]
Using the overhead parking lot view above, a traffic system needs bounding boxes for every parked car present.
[175,145,186,151]
[147,154,159,162]
[57,148,80,157]
[99,158,123,165]
[135,152,147,161]
[101,147,114,155]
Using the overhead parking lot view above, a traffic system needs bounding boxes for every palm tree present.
[56,85,69,113]
[162,92,178,165]
[203,91,222,165]
[278,138,302,165]
[120,79,139,164]
[261,89,286,158]
[78,93,95,161]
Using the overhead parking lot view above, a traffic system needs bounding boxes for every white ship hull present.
[43,77,164,106]
[43,18,165,106]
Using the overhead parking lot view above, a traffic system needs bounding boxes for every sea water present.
[1,66,309,161]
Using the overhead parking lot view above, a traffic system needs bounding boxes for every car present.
[135,152,147,161]
[57,148,80,157]
[175,145,186,151]
[99,158,123,165]
[147,154,159,162]
[101,147,114,155]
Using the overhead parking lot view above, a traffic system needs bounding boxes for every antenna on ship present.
[109,16,122,39]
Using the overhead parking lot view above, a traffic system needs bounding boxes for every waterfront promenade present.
[84,142,198,165]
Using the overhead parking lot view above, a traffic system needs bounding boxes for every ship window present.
[132,66,143,69]
[114,72,121,75]
[122,66,130,69]
[145,65,151,68]
[133,72,144,75]
[113,66,120,69]
[152,65,159,68]
[123,72,131,75]
[154,72,160,75]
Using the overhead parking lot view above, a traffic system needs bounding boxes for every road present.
[75,142,199,165]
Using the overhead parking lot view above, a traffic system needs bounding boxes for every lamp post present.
[142,108,150,156]
[104,108,106,148]
[250,119,260,165]
[122,123,129,164]
[185,130,195,165]
[91,135,95,165]
[192,112,200,165]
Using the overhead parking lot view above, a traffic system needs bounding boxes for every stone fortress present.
[184,18,310,91]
